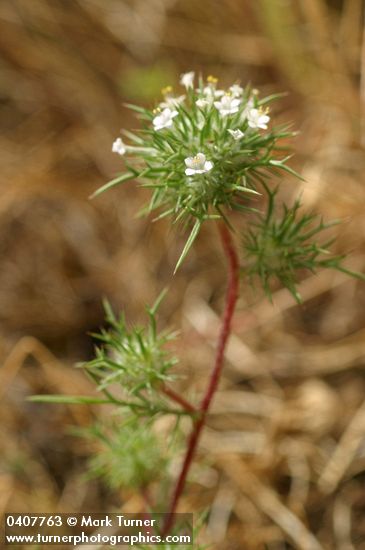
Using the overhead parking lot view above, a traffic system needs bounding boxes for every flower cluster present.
[97,71,364,296]
[104,72,294,270]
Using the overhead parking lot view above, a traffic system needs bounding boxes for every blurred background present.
[1,1,365,548]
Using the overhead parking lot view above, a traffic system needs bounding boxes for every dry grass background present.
[1,1,365,548]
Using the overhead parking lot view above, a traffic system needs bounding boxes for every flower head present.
[247,107,270,130]
[99,76,298,271]
[184,153,213,176]
[153,108,178,131]
[112,137,126,156]
[228,129,245,140]
[214,94,241,116]
[180,71,195,89]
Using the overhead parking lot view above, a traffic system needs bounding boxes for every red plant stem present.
[141,487,157,536]
[161,385,197,413]
[163,223,240,535]
[142,485,153,508]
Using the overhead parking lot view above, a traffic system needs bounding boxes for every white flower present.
[112,137,126,156]
[203,85,225,99]
[160,95,185,109]
[196,98,210,108]
[230,84,243,97]
[228,129,245,140]
[180,71,195,89]
[214,94,241,116]
[153,108,178,131]
[184,153,213,176]
[196,86,224,108]
[247,108,270,130]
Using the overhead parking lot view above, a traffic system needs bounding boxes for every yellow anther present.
[153,107,161,114]
[161,85,173,95]
[207,75,218,84]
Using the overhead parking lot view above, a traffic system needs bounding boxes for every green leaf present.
[149,288,169,316]
[268,159,304,180]
[174,219,201,274]
[123,103,152,118]
[28,395,111,405]
[121,129,144,145]
[90,172,135,198]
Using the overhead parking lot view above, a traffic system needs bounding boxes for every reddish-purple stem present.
[161,385,196,413]
[163,223,240,535]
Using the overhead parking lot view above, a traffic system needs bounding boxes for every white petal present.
[185,168,196,176]
[160,108,172,121]
[159,95,184,109]
[196,99,209,107]
[230,84,243,96]
[228,129,244,140]
[180,71,195,89]
[203,86,214,97]
[153,114,163,125]
[112,138,126,155]
[204,161,213,171]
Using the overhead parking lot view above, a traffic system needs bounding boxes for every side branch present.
[161,385,197,413]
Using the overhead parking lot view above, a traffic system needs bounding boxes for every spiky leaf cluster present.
[102,74,296,269]
[82,297,181,415]
[243,188,362,302]
[87,415,167,490]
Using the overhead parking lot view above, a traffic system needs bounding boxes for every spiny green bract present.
[82,298,178,413]
[243,187,363,302]
[87,415,167,490]
[102,73,296,270]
